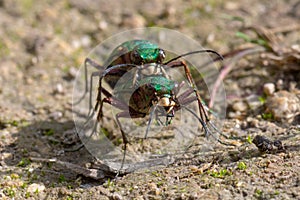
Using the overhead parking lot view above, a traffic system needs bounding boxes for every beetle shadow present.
[0,119,107,187]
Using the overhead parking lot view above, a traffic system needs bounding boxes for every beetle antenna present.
[164,50,223,65]
[101,63,139,77]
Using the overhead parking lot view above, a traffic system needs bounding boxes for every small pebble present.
[225,1,239,10]
[266,90,300,122]
[53,83,64,94]
[276,79,284,90]
[80,184,92,189]
[27,183,45,194]
[29,151,41,157]
[245,94,262,110]
[189,165,199,172]
[263,83,275,96]
[148,182,160,195]
[1,152,13,160]
[72,35,91,49]
[291,44,300,51]
[67,67,78,80]
[112,193,123,200]
[81,35,91,47]
[232,101,248,112]
[206,33,215,43]
[98,20,108,30]
[121,14,146,28]
[49,111,63,120]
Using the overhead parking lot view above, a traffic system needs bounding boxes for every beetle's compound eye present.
[131,49,143,64]
[158,49,165,63]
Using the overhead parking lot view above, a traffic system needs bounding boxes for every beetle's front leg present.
[167,60,209,123]
[96,87,131,121]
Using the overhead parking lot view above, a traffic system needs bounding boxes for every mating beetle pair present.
[77,39,227,169]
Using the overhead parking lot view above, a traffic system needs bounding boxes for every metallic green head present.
[140,75,175,96]
[130,40,165,64]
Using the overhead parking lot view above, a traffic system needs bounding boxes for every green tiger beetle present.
[76,40,230,171]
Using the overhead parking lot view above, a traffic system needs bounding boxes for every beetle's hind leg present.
[71,69,101,148]
[97,87,146,172]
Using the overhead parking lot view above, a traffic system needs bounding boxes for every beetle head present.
[130,45,165,65]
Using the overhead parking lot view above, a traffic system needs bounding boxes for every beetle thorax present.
[139,63,165,77]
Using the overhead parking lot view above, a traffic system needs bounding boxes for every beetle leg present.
[95,96,130,172]
[96,87,147,171]
[115,111,146,171]
[160,65,171,79]
[97,87,131,121]
[167,60,209,124]
[94,63,138,114]
[176,86,195,103]
[74,58,103,105]
[166,60,228,140]
[182,106,234,146]
[85,71,101,117]
[132,67,141,89]
[85,57,103,70]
